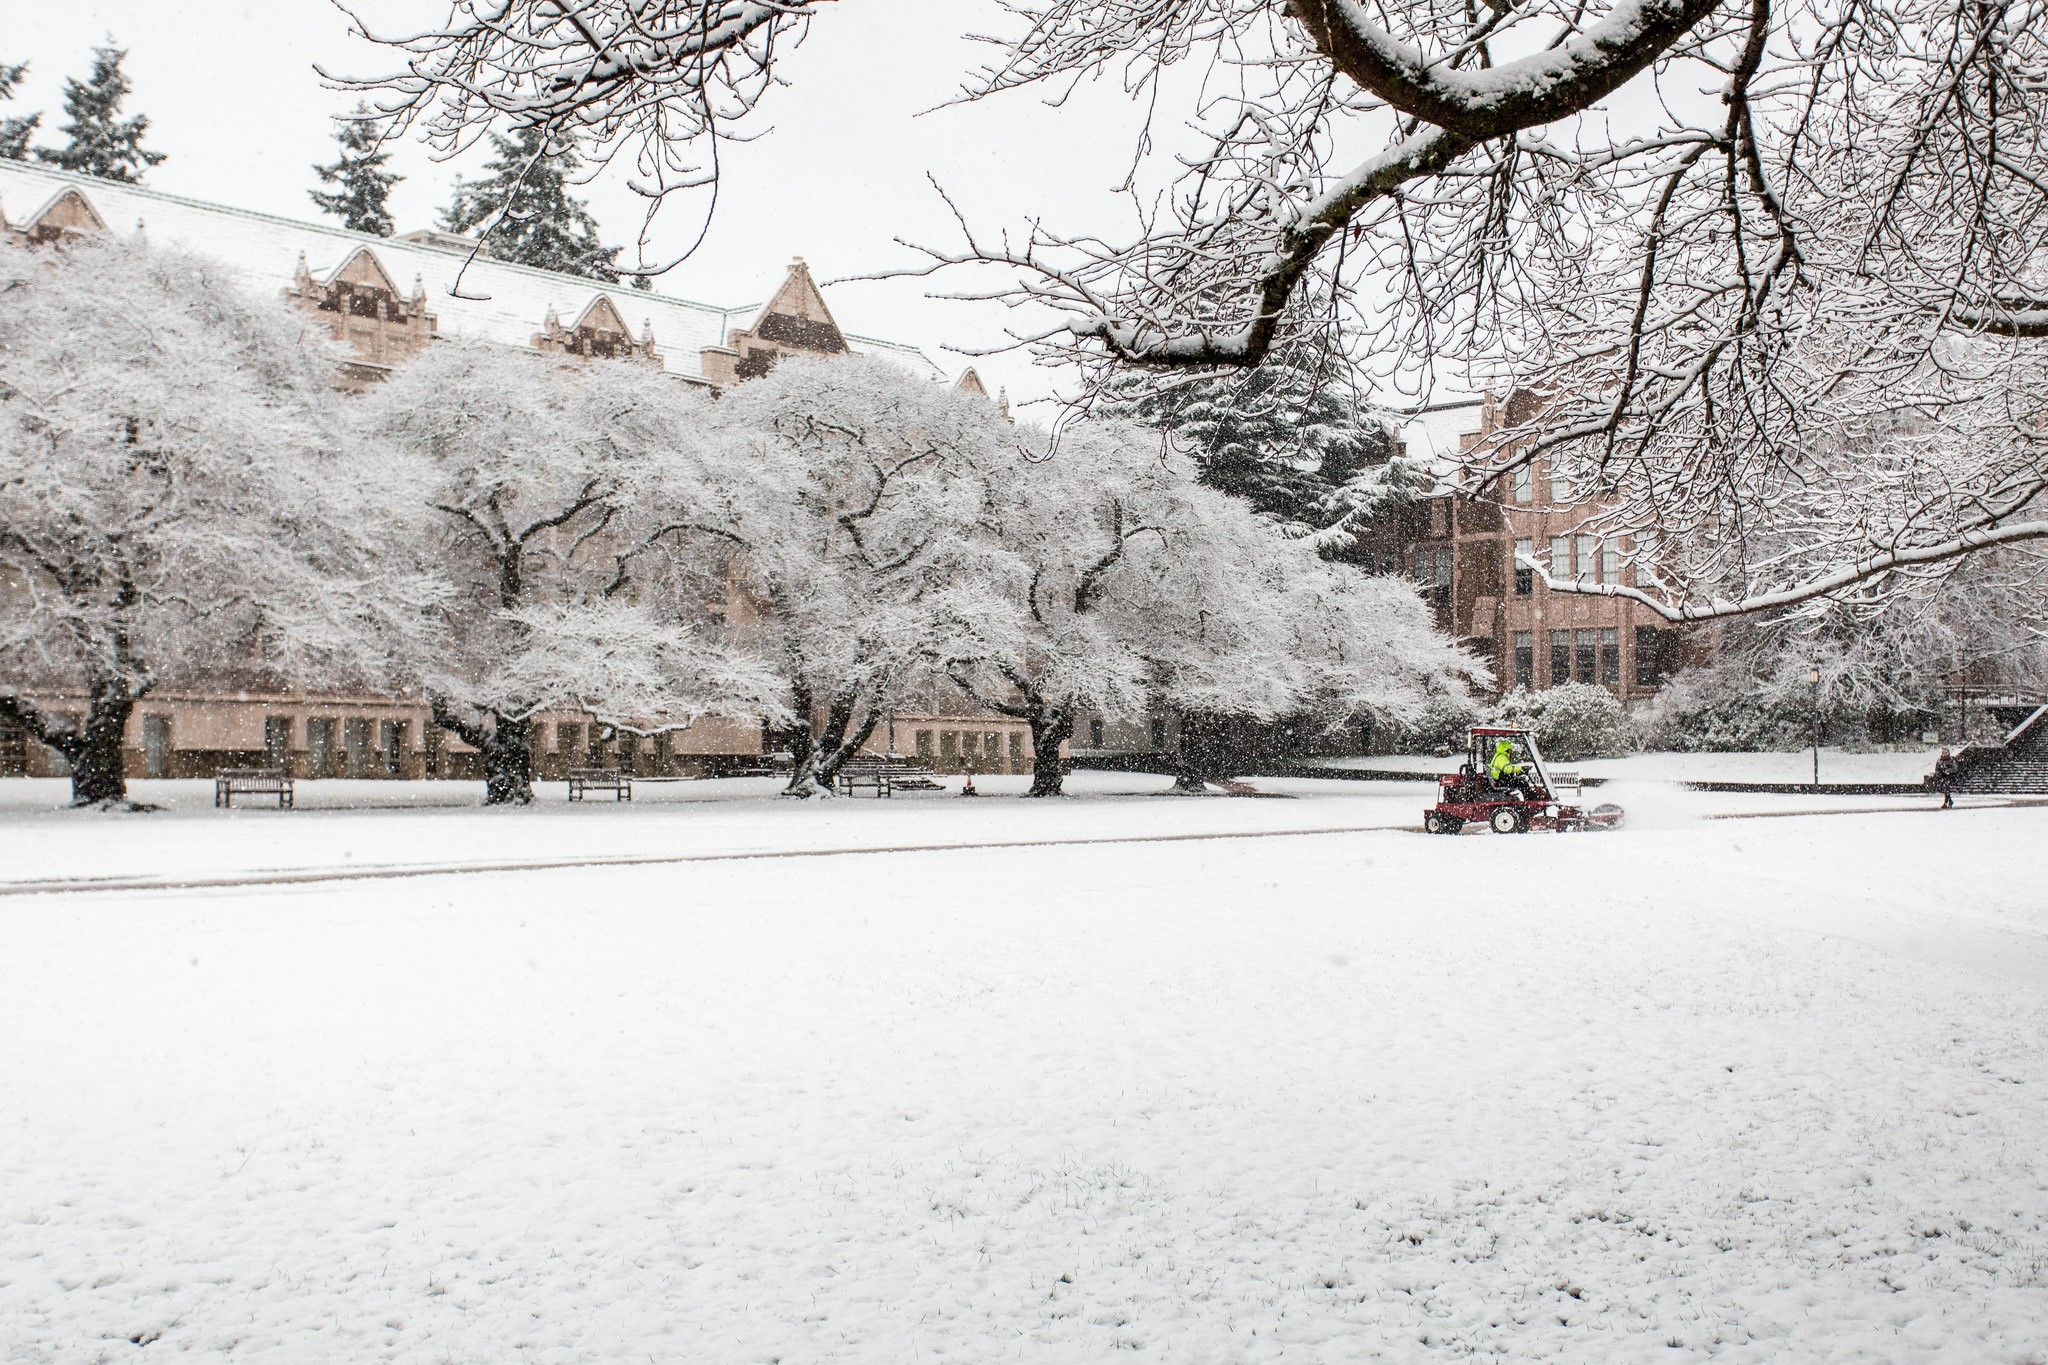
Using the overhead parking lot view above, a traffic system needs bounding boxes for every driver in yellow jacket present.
[1488,738,1531,795]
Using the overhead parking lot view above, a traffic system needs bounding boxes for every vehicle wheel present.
[1425,811,1443,834]
[1490,807,1522,835]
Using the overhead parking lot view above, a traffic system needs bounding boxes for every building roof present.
[0,161,944,384]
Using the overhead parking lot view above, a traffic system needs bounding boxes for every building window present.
[1599,628,1620,684]
[1008,731,1024,757]
[1411,544,1429,583]
[1575,629,1598,683]
[1550,535,1573,581]
[1636,626,1679,687]
[940,731,959,759]
[1549,631,1571,686]
[307,718,337,778]
[1547,464,1568,505]
[143,714,172,779]
[556,721,582,756]
[379,718,405,776]
[915,729,935,759]
[1510,465,1533,503]
[1089,718,1104,748]
[1514,632,1534,688]
[264,716,293,765]
[1513,538,1533,595]
[1433,547,1452,608]
[1577,536,1599,588]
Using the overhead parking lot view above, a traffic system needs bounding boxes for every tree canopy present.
[345,0,2048,621]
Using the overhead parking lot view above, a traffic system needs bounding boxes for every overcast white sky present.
[2,0,1191,407]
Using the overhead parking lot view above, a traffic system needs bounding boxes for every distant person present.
[1933,748,1959,809]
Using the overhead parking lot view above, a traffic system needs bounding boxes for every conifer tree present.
[309,103,401,236]
[1104,343,1420,559]
[34,45,163,183]
[441,126,620,281]
[0,59,38,162]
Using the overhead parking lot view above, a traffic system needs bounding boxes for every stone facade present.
[0,163,1039,782]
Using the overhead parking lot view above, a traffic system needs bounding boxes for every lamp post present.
[1808,667,1822,788]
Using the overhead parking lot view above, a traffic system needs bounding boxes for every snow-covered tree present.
[942,423,1189,795]
[310,103,401,236]
[359,342,781,804]
[0,58,38,161]
[351,0,2048,612]
[441,126,621,281]
[1156,501,1481,789]
[0,236,407,806]
[696,355,1023,797]
[950,421,1474,794]
[34,45,162,183]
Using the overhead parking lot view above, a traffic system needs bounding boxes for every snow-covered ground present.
[2,779,2044,1362]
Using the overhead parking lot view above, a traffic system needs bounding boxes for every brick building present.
[1382,393,1699,703]
[0,160,1037,781]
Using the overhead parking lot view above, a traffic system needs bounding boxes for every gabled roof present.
[0,161,945,382]
[19,185,108,236]
[569,293,632,335]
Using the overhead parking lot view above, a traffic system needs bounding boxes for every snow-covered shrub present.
[1391,689,1483,754]
[1633,664,1813,752]
[1491,683,1633,761]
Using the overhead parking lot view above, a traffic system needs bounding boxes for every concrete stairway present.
[1952,753,2048,794]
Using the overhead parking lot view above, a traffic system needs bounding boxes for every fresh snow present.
[2,778,2044,1362]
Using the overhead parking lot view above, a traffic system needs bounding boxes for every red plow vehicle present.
[1424,726,1625,835]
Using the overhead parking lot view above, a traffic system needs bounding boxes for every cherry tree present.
[0,235,409,807]
[695,355,1025,797]
[948,419,1475,793]
[359,341,782,804]
[352,0,2048,616]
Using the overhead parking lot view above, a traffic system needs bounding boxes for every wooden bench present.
[568,767,632,802]
[834,756,941,797]
[215,767,294,809]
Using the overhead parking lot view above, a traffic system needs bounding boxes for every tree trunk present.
[428,695,533,806]
[70,685,137,806]
[781,682,829,798]
[480,713,534,805]
[1025,707,1074,797]
[2,678,140,807]
[1172,710,1229,794]
[782,680,883,798]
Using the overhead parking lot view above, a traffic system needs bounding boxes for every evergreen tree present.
[34,45,164,183]
[441,126,620,281]
[1104,342,1421,558]
[0,59,39,161]
[309,103,401,236]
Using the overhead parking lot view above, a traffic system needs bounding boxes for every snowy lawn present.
[2,789,2045,1362]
